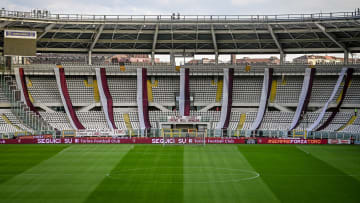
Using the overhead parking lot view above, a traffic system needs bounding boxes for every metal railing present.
[1,128,359,141]
[1,9,359,22]
[10,63,360,76]
[0,73,54,136]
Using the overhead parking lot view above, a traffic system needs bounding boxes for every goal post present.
[292,130,307,139]
[162,128,206,146]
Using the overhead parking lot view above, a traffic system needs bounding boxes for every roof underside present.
[1,15,360,55]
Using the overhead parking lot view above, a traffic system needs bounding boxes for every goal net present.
[161,128,206,146]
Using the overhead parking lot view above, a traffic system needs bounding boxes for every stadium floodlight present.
[162,128,206,146]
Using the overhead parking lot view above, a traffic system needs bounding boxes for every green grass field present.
[0,144,360,203]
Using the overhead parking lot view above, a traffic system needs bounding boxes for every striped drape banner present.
[289,68,316,131]
[95,68,117,130]
[249,68,273,131]
[216,68,234,129]
[137,68,151,129]
[179,68,190,116]
[316,68,353,131]
[307,68,347,131]
[14,68,39,115]
[54,68,85,130]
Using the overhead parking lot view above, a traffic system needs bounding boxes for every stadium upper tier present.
[11,64,360,76]
[1,9,360,54]
[25,74,360,106]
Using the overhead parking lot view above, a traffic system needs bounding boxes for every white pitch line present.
[296,145,310,155]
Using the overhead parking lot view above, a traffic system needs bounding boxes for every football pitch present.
[0,144,360,203]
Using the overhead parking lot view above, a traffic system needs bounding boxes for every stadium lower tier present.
[25,75,360,105]
[1,110,358,134]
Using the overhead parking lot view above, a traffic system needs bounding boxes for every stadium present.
[0,5,360,203]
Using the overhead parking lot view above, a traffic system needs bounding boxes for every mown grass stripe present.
[0,144,132,203]
[0,144,68,184]
[184,145,279,203]
[238,145,360,203]
[297,145,360,182]
[85,145,184,203]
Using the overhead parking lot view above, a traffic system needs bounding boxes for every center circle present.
[107,167,260,183]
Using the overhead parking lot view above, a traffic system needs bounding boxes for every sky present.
[2,0,359,15]
[2,0,359,63]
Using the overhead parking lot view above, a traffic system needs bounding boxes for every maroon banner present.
[290,68,316,131]
[316,68,353,131]
[223,68,234,129]
[19,68,39,115]
[184,68,190,116]
[256,138,327,144]
[0,137,246,144]
[100,68,117,129]
[58,68,85,130]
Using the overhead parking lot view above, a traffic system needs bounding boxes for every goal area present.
[161,128,206,146]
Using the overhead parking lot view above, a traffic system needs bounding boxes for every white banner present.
[95,68,115,130]
[137,68,146,130]
[216,68,230,129]
[76,129,126,137]
[167,116,201,123]
[250,68,270,131]
[307,68,347,131]
[289,68,313,130]
[54,68,77,130]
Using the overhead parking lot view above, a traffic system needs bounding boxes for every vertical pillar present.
[231,54,236,64]
[280,53,286,65]
[344,51,349,65]
[151,52,155,65]
[215,53,219,64]
[6,56,12,73]
[88,51,92,65]
[87,75,93,85]
[170,52,175,66]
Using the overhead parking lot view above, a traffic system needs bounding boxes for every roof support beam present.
[2,27,359,35]
[314,22,348,52]
[89,24,104,51]
[88,50,92,65]
[151,24,159,65]
[344,50,349,65]
[268,24,284,57]
[37,23,56,40]
[211,24,219,64]
[37,37,360,44]
[0,21,11,28]
[29,46,360,54]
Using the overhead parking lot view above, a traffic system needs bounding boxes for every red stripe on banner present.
[59,68,85,130]
[223,68,234,129]
[142,69,151,129]
[316,68,353,131]
[100,68,117,129]
[19,68,39,115]
[184,68,190,116]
